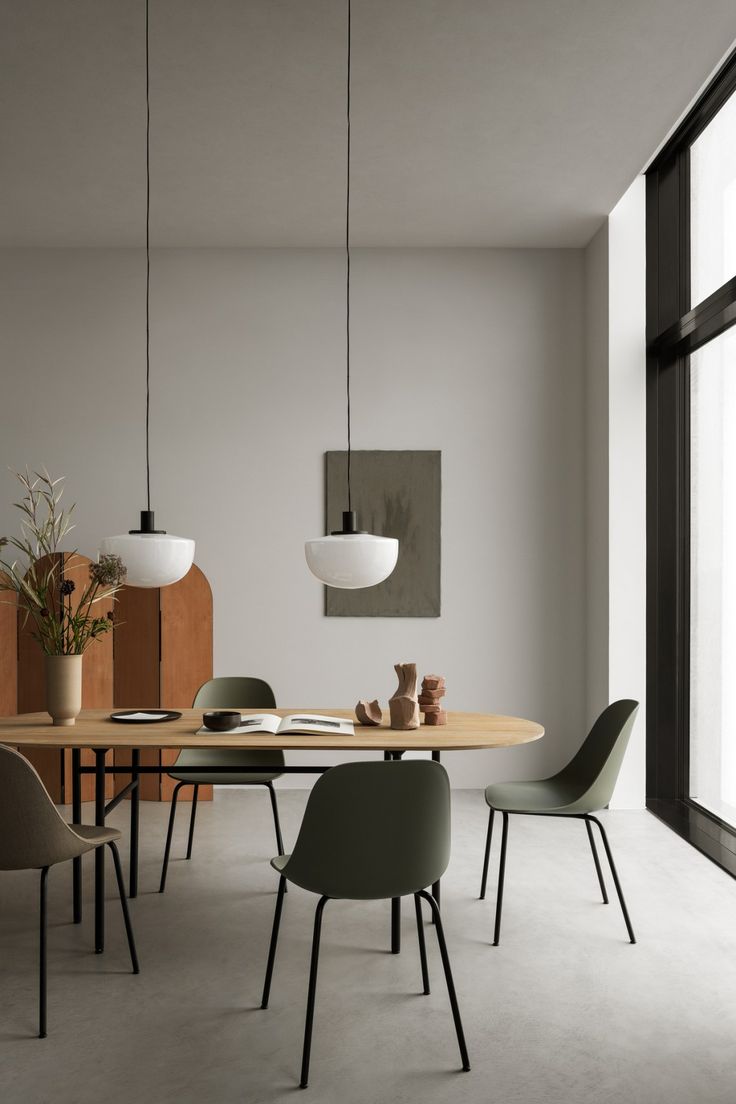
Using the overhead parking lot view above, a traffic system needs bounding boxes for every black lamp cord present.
[145,0,151,513]
[345,0,352,514]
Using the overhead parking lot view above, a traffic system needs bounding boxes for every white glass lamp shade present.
[100,532,195,589]
[305,532,398,589]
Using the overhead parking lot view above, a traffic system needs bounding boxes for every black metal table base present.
[74,750,444,954]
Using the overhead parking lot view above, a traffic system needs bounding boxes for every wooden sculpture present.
[355,699,383,726]
[389,663,420,730]
[419,673,447,725]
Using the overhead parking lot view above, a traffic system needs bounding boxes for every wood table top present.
[0,708,544,752]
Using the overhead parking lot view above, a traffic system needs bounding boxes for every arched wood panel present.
[0,576,17,718]
[160,564,213,800]
[113,563,213,801]
[112,584,161,801]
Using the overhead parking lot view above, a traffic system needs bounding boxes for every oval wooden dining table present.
[1,707,544,955]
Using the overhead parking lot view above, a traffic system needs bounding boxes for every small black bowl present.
[202,710,241,732]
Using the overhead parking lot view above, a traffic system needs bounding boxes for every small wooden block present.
[419,688,445,701]
[422,675,445,690]
[355,699,382,726]
[423,709,447,726]
[419,702,441,713]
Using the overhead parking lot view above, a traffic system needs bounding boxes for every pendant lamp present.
[305,0,398,590]
[100,0,194,588]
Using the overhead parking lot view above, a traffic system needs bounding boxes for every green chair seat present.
[169,748,281,786]
[484,779,585,815]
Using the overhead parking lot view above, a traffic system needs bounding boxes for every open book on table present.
[197,713,355,737]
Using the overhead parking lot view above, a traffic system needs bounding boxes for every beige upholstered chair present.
[0,744,139,1037]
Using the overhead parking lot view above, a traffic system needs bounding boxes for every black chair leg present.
[414,893,430,994]
[185,785,200,860]
[589,815,636,944]
[159,781,186,893]
[39,867,49,1039]
[584,816,609,904]
[418,890,470,1071]
[265,783,287,891]
[266,781,285,855]
[391,896,401,953]
[493,811,509,945]
[261,875,286,1009]
[108,842,140,973]
[300,895,329,1089]
[479,807,494,899]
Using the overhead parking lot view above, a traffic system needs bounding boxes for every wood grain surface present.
[3,707,544,752]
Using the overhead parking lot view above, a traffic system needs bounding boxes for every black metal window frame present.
[646,47,736,876]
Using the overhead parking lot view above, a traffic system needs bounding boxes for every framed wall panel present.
[325,450,441,618]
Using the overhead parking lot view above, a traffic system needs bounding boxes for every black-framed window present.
[647,48,736,876]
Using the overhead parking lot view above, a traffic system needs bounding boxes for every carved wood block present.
[422,675,446,690]
[355,699,382,726]
[423,709,447,726]
[389,662,420,730]
[389,696,420,730]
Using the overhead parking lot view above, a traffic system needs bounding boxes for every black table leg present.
[431,750,441,920]
[129,749,140,898]
[391,896,401,954]
[388,749,404,953]
[72,748,82,924]
[94,748,107,954]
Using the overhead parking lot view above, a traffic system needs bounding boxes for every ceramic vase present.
[45,654,83,726]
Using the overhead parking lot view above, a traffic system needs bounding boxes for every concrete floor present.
[1,789,735,1104]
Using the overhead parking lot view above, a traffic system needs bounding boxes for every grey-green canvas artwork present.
[325,450,441,617]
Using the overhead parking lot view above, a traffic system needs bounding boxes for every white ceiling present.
[2,0,736,248]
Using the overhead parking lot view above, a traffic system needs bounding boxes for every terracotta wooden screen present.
[0,576,17,718]
[113,564,214,801]
[7,558,213,804]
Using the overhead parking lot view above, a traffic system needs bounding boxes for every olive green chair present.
[159,676,284,893]
[0,744,139,1038]
[479,700,639,946]
[260,759,470,1089]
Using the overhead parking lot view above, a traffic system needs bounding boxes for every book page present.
[278,713,355,736]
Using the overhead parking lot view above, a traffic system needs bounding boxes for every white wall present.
[0,247,588,787]
[583,179,647,808]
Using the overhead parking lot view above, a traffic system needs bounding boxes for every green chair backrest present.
[558,699,639,810]
[281,759,451,900]
[0,745,84,870]
[188,676,284,772]
[193,677,276,709]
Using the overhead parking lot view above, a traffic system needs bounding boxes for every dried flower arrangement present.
[0,469,127,655]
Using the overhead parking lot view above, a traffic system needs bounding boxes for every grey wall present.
[0,246,586,788]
